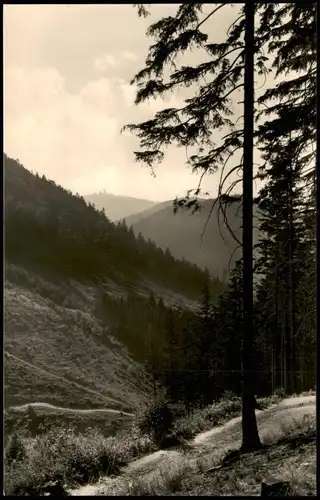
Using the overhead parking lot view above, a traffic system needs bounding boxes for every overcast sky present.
[4,4,263,202]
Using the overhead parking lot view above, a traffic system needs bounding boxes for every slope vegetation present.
[4,273,146,412]
[5,155,221,299]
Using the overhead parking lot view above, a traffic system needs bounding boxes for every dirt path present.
[5,351,130,410]
[8,402,133,418]
[69,395,315,496]
[194,394,316,446]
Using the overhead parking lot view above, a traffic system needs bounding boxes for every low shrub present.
[4,425,121,495]
[220,390,239,402]
[4,420,157,496]
[170,391,283,443]
[274,387,286,398]
[169,396,243,444]
[5,433,26,465]
[135,396,176,447]
[171,419,195,442]
[112,426,156,462]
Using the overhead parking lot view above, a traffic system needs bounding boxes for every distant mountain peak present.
[83,191,157,221]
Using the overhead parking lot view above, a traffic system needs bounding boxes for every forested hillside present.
[4,155,223,300]
[125,198,260,279]
[4,154,225,410]
[4,134,316,411]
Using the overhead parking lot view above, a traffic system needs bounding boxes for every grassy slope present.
[4,268,150,413]
[182,420,316,496]
[4,260,200,417]
[134,433,316,497]
[4,394,315,496]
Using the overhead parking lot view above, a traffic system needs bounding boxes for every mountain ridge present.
[84,190,157,221]
[123,198,260,279]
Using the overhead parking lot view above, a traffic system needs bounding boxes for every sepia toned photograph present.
[3,3,317,496]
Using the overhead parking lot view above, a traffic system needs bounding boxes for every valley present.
[4,154,224,415]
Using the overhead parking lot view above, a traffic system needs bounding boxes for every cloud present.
[121,51,139,62]
[94,51,139,73]
[4,63,192,200]
[94,54,118,72]
[4,4,255,202]
[5,66,121,185]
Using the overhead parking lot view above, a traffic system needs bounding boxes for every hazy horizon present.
[4,4,267,202]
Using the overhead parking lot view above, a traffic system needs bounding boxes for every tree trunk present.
[153,375,156,397]
[281,308,286,391]
[284,309,289,393]
[271,341,275,394]
[317,0,320,402]
[288,152,296,394]
[274,265,280,389]
[241,2,262,453]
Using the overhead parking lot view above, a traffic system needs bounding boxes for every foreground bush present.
[5,433,26,466]
[4,423,155,496]
[135,395,177,447]
[273,387,287,398]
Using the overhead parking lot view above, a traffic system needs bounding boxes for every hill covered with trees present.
[4,154,225,411]
[125,198,260,280]
[4,154,224,300]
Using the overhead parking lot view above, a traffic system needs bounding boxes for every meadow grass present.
[4,423,156,495]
